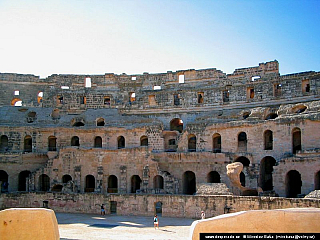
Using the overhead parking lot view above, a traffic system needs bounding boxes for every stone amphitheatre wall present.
[0,193,319,219]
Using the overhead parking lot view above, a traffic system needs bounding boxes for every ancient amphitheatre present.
[0,60,319,220]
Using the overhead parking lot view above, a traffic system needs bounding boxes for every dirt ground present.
[56,212,196,240]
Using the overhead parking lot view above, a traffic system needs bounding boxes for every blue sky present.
[0,0,319,78]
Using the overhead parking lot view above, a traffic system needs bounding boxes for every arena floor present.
[56,212,196,240]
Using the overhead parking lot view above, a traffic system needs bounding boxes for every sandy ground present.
[56,212,196,240]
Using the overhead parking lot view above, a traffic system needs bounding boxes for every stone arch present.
[11,98,22,106]
[48,136,57,151]
[235,156,250,167]
[131,175,141,193]
[292,104,307,114]
[62,175,72,183]
[140,135,148,146]
[0,135,9,152]
[85,175,95,192]
[285,170,302,198]
[24,135,32,152]
[170,118,183,133]
[292,128,301,154]
[117,136,125,149]
[108,175,118,193]
[265,113,278,120]
[153,175,164,191]
[71,136,80,146]
[0,170,9,192]
[18,170,31,191]
[238,132,247,151]
[212,133,221,153]
[96,118,105,126]
[39,174,50,191]
[259,156,276,191]
[264,130,273,150]
[183,171,196,195]
[188,134,196,152]
[207,171,221,183]
[94,136,102,148]
[314,171,320,190]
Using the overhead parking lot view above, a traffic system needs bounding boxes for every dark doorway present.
[71,136,80,146]
[207,171,221,183]
[292,128,301,154]
[110,201,117,214]
[85,175,95,192]
[48,136,57,151]
[140,136,148,146]
[39,174,50,191]
[260,157,276,191]
[117,136,125,149]
[235,156,250,167]
[108,175,118,193]
[131,175,141,193]
[0,170,9,192]
[24,135,32,152]
[315,171,320,190]
[94,136,102,148]
[240,172,245,187]
[285,170,302,198]
[264,130,273,150]
[238,132,247,151]
[188,134,196,152]
[153,175,164,193]
[183,171,196,195]
[18,170,31,191]
[0,135,9,152]
[212,133,221,153]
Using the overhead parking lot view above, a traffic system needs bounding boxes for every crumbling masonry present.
[0,60,320,215]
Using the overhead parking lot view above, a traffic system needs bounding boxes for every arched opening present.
[183,171,196,195]
[315,171,320,190]
[48,136,57,151]
[207,171,221,183]
[212,133,221,153]
[153,175,164,193]
[235,156,250,167]
[285,170,302,198]
[170,118,183,133]
[62,175,72,183]
[265,113,278,120]
[71,136,80,147]
[39,174,50,191]
[11,98,22,106]
[292,128,301,154]
[94,136,102,148]
[155,201,162,216]
[140,135,148,146]
[96,118,105,126]
[238,132,247,151]
[85,175,95,192]
[0,135,9,152]
[259,157,276,191]
[188,134,196,152]
[240,172,245,187]
[73,122,84,127]
[0,170,9,192]
[108,175,118,193]
[293,105,307,114]
[18,170,31,191]
[51,184,63,192]
[27,111,37,123]
[131,175,141,193]
[264,130,273,150]
[117,136,125,149]
[24,135,32,152]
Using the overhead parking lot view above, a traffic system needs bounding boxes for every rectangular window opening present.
[179,75,185,83]
[14,90,20,95]
[197,92,204,104]
[85,77,92,88]
[104,96,111,105]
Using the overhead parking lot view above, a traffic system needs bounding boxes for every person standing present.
[101,204,105,215]
[201,211,205,219]
[153,214,159,229]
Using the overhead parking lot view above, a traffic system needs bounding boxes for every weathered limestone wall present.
[0,193,319,219]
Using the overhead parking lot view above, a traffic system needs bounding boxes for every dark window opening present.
[183,171,196,195]
[117,136,125,149]
[238,132,247,151]
[292,128,301,154]
[0,170,9,193]
[104,97,111,105]
[48,136,57,151]
[212,134,221,153]
[140,136,148,146]
[259,157,276,191]
[264,130,273,150]
[97,118,105,126]
[265,113,278,120]
[188,134,196,152]
[39,174,50,191]
[73,122,85,127]
[197,92,204,104]
[71,136,80,146]
[154,175,164,193]
[170,118,183,133]
[85,175,95,192]
[223,90,229,102]
[240,172,245,187]
[94,136,102,148]
[207,171,221,183]
[0,135,9,152]
[24,135,32,152]
[18,171,31,191]
[131,175,141,193]
[235,156,250,167]
[108,175,118,193]
[62,175,72,183]
[174,94,180,105]
[315,171,320,190]
[285,170,302,198]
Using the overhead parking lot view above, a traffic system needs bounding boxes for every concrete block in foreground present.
[0,208,60,240]
[190,208,320,240]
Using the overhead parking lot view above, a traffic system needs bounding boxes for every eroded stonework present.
[0,60,319,205]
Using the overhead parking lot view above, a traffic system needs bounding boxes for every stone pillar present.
[74,166,81,193]
[119,165,127,193]
[96,166,103,193]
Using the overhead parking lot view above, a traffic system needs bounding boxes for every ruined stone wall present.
[1,193,319,219]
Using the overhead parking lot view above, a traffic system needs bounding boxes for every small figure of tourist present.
[201,211,205,219]
[154,214,159,229]
[101,204,105,215]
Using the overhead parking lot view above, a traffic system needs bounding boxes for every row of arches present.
[1,169,320,197]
